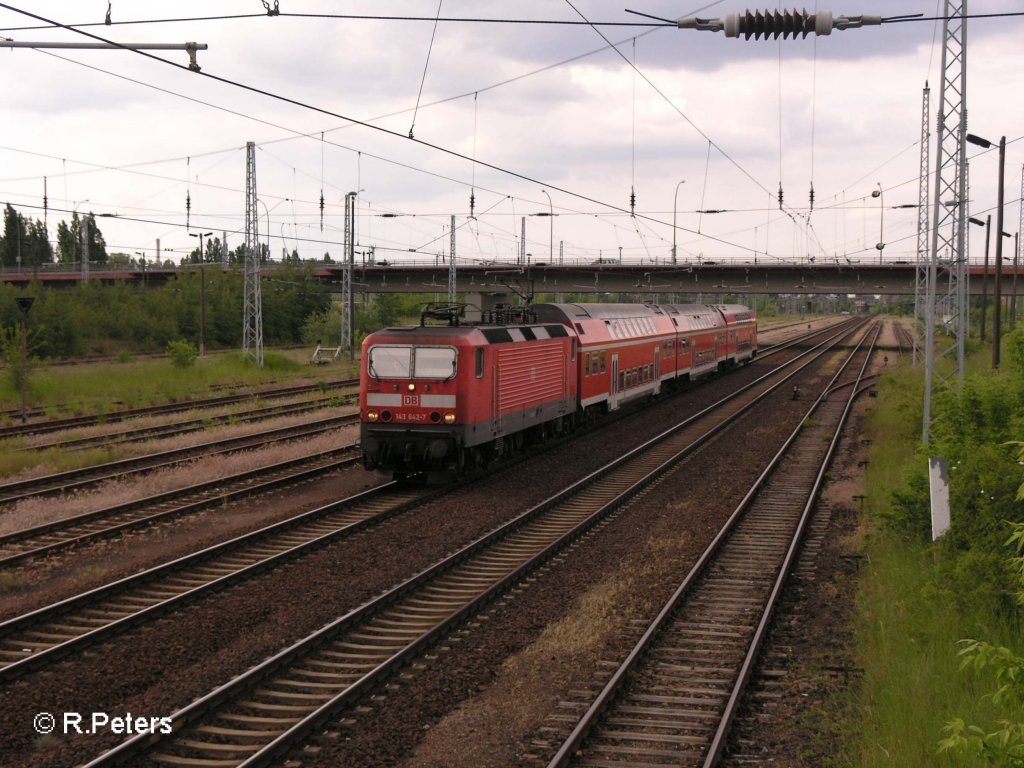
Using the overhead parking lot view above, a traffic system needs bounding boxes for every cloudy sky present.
[0,1,1021,267]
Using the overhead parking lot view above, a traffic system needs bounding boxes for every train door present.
[610,354,620,410]
[653,348,661,395]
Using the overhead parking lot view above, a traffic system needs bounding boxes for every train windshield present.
[368,345,457,380]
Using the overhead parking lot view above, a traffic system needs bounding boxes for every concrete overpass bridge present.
[3,259,1019,304]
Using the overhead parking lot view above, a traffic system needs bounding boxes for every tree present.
[26,219,53,267]
[82,213,108,264]
[0,204,28,268]
[55,212,107,264]
[204,236,226,265]
[56,216,76,263]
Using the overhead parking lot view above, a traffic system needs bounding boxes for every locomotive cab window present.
[475,348,485,378]
[599,351,607,374]
[367,345,457,380]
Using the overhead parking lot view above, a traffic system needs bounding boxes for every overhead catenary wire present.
[4,8,1023,34]
[7,3,1005,263]
[0,3,769,259]
[409,0,444,140]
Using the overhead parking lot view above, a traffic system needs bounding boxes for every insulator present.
[678,10,880,38]
[185,191,191,231]
[724,9,832,40]
[319,190,325,231]
[469,190,476,218]
[630,188,636,215]
[809,182,815,211]
[777,183,784,210]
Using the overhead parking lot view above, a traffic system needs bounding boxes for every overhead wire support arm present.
[0,40,207,70]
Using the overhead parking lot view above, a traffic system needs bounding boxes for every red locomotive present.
[360,302,756,478]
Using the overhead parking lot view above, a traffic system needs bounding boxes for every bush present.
[166,340,197,368]
[940,523,1024,766]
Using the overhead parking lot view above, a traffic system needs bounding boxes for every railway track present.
[0,445,359,569]
[0,379,356,440]
[25,394,353,452]
[0,413,357,506]
[892,318,915,360]
[0,483,437,682]
[544,322,879,768]
[78,320,870,768]
[0,321,856,557]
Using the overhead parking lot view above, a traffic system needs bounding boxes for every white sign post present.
[929,458,951,541]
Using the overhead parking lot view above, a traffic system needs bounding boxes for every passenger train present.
[360,302,757,479]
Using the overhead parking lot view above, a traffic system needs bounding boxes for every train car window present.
[476,348,485,378]
[599,351,607,374]
[367,345,412,378]
[584,352,590,377]
[368,345,457,380]
[413,347,458,379]
[591,354,599,376]
[619,371,625,390]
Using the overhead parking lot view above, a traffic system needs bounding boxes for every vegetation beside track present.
[842,332,1024,767]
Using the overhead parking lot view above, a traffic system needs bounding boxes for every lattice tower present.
[449,215,457,303]
[913,83,930,366]
[243,141,264,367]
[924,0,968,444]
[343,192,356,360]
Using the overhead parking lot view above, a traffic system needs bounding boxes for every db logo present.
[403,394,420,406]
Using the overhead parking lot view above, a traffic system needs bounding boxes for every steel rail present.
[0,414,358,504]
[0,482,439,681]
[81,320,868,768]
[27,395,353,452]
[702,323,880,767]
[545,322,878,768]
[0,379,357,439]
[0,324,856,686]
[0,448,358,568]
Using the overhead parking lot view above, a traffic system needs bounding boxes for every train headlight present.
[366,410,379,422]
[443,412,456,424]
[408,383,416,391]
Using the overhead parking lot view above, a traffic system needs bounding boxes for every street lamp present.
[530,190,557,264]
[672,180,685,265]
[870,183,884,263]
[189,231,213,355]
[966,132,1006,368]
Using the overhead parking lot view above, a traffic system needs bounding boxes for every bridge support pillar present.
[464,291,510,323]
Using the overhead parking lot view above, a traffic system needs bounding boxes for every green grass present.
[846,533,1016,767]
[0,348,360,417]
[837,346,1024,767]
